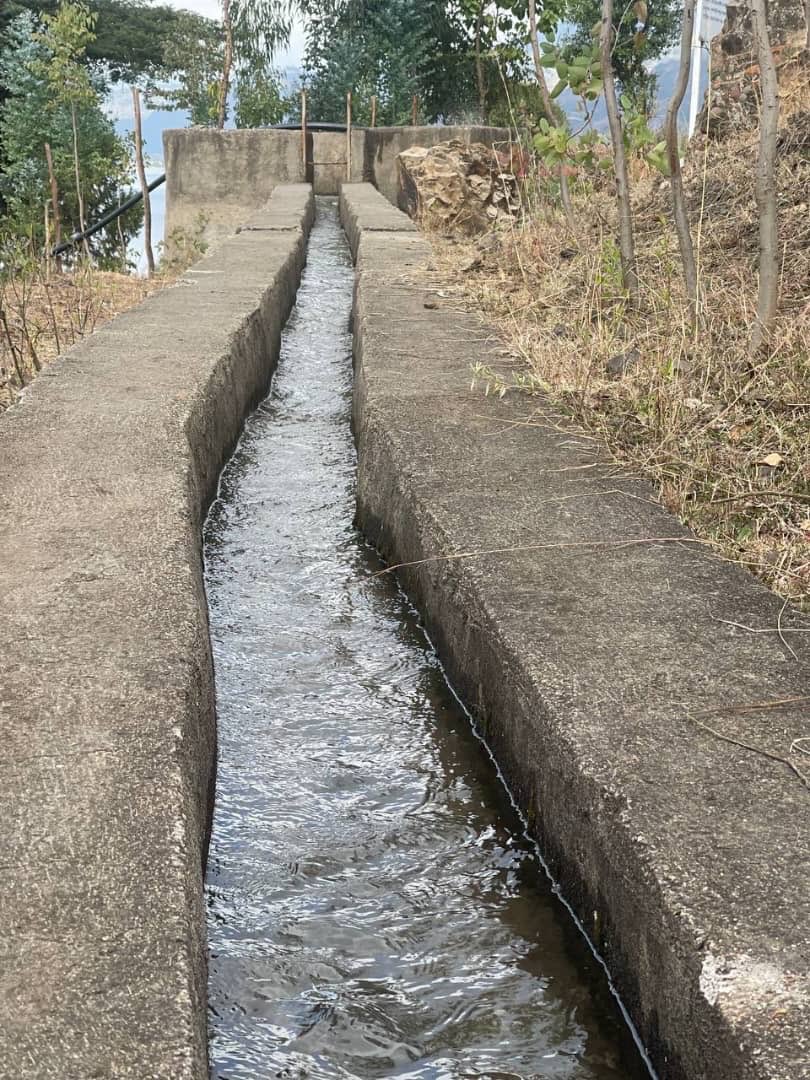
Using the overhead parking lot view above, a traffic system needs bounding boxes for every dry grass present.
[0,265,165,412]
[428,56,810,609]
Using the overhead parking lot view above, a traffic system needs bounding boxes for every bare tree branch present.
[600,0,639,301]
[664,0,699,322]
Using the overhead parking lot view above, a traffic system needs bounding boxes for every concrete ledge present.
[341,184,810,1080]
[240,182,315,233]
[0,185,314,1078]
[340,182,417,259]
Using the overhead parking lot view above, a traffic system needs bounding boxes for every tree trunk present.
[218,0,233,130]
[70,105,90,259]
[600,0,639,301]
[44,141,62,271]
[750,0,780,354]
[664,0,699,321]
[346,91,352,181]
[475,0,487,119]
[131,86,154,276]
[527,0,574,221]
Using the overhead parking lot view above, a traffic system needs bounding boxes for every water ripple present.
[204,200,647,1080]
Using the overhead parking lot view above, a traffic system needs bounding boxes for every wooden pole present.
[346,91,353,182]
[301,89,308,178]
[131,86,154,276]
[370,94,377,129]
[44,202,51,278]
[44,142,61,271]
[411,94,418,127]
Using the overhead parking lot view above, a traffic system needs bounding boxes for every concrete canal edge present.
[342,183,810,1080]
[0,184,314,1079]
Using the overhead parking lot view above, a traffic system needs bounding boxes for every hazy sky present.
[163,0,307,68]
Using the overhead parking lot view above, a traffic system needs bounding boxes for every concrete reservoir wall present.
[163,125,511,250]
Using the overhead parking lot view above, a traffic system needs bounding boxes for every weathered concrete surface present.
[362,125,511,205]
[341,183,810,1080]
[341,181,416,258]
[164,128,363,248]
[0,184,314,1079]
[309,129,366,195]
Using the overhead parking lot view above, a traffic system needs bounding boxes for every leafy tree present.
[0,11,140,264]
[34,0,98,250]
[453,0,538,118]
[146,9,223,126]
[1,0,188,81]
[301,0,476,125]
[217,0,296,127]
[561,0,680,112]
[146,6,288,128]
[234,62,287,127]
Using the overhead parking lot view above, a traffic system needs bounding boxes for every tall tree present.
[216,0,295,128]
[146,10,223,126]
[0,12,140,264]
[562,0,679,112]
[301,0,475,125]
[664,0,698,320]
[601,0,638,299]
[2,0,190,81]
[750,0,780,353]
[35,0,98,256]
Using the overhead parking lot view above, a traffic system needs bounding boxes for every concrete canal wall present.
[342,183,810,1080]
[0,184,314,1079]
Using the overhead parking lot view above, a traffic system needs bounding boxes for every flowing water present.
[203,199,651,1080]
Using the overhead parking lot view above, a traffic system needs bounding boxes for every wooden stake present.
[44,142,61,270]
[131,86,154,276]
[346,91,353,181]
[370,94,377,129]
[44,201,51,278]
[411,94,418,127]
[301,89,308,177]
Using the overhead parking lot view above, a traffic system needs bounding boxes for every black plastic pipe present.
[52,172,166,257]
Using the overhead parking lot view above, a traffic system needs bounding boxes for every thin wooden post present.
[346,91,353,181]
[370,94,377,128]
[131,86,154,276]
[301,89,308,178]
[44,142,61,270]
[411,94,418,127]
[44,202,51,278]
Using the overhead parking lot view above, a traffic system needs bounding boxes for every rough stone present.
[397,139,522,235]
[341,182,810,1080]
[361,125,512,207]
[697,0,807,139]
[0,184,314,1079]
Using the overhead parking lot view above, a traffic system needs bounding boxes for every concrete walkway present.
[0,185,313,1079]
[342,182,810,1080]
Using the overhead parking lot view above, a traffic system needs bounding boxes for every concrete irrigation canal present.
[203,200,651,1079]
[0,129,808,1080]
